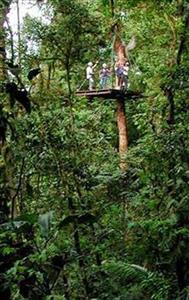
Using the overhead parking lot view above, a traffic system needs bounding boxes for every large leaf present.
[15,213,38,225]
[77,213,97,224]
[59,215,78,228]
[38,211,53,238]
[59,213,97,228]
[0,221,31,233]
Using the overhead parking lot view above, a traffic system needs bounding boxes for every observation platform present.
[76,88,142,100]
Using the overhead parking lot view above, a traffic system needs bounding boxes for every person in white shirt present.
[86,62,96,90]
[122,61,130,89]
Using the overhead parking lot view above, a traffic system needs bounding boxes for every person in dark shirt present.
[99,63,111,89]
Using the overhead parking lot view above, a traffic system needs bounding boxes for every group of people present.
[86,60,130,91]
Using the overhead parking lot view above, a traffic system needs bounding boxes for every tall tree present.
[0,0,10,81]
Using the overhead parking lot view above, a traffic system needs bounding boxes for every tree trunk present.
[116,98,128,169]
[0,1,17,220]
[0,4,9,81]
[112,25,129,169]
[16,0,21,66]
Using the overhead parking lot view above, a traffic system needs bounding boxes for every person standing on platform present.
[86,61,98,90]
[99,63,111,89]
[122,61,130,89]
[115,61,124,89]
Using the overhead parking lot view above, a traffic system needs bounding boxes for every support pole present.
[116,97,128,169]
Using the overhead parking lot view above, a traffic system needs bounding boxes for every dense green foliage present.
[0,0,189,299]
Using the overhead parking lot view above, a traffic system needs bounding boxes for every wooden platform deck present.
[76,89,142,100]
